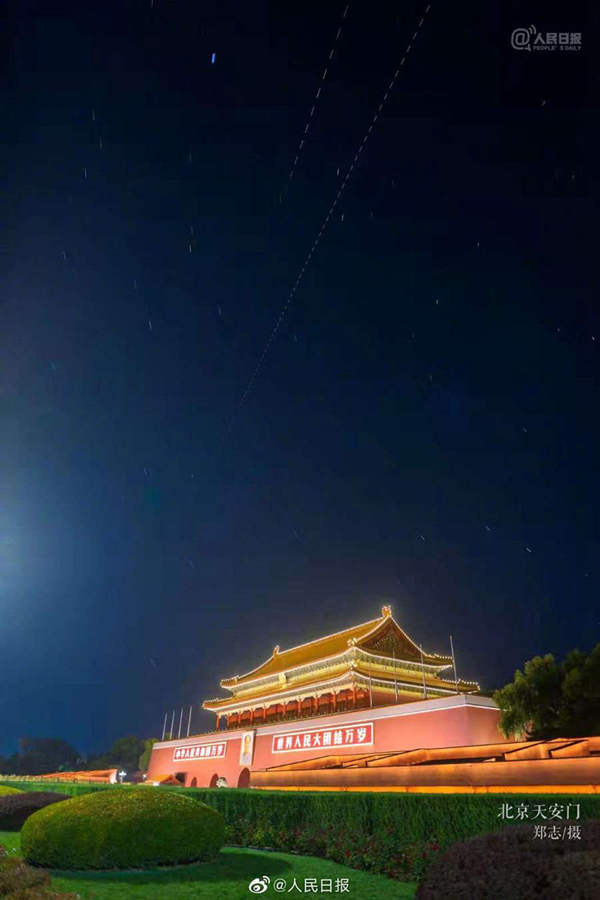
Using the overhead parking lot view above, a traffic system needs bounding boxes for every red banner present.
[272,722,373,753]
[172,741,226,761]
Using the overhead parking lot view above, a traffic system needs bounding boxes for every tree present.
[105,736,146,771]
[494,654,561,739]
[138,738,158,772]
[557,644,600,736]
[85,751,111,770]
[17,738,79,775]
[494,644,600,740]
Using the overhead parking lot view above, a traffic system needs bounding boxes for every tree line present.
[0,735,158,776]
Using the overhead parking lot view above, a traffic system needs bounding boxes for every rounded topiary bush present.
[21,786,225,870]
[0,791,67,831]
[416,820,600,900]
[0,785,23,796]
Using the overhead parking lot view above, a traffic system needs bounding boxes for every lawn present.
[0,831,417,899]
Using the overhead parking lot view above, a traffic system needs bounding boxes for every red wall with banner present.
[147,694,507,789]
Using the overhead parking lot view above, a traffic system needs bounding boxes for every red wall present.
[147,695,506,789]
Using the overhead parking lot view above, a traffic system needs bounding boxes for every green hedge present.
[170,788,600,847]
[0,780,110,797]
[5,780,600,847]
[21,786,225,870]
[0,785,22,797]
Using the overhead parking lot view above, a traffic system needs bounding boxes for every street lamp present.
[118,770,127,784]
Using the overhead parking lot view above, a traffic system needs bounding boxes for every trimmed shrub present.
[0,785,23,797]
[223,816,443,881]
[416,819,600,899]
[21,786,225,870]
[168,787,600,848]
[0,780,109,798]
[188,789,600,884]
[0,792,67,831]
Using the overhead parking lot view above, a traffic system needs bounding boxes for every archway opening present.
[237,767,250,788]
[190,777,197,787]
[209,773,219,788]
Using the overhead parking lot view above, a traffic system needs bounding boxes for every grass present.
[0,831,19,853]
[0,831,417,899]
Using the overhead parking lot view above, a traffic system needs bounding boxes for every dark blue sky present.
[1,0,598,756]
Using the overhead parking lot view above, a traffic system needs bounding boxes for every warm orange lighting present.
[251,784,600,794]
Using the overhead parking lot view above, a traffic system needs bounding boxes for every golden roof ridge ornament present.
[381,604,392,617]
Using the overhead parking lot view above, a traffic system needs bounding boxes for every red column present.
[250,709,254,726]
[216,715,221,730]
[352,687,357,708]
[332,691,337,711]
[297,699,301,718]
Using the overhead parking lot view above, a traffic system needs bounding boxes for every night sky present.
[1,0,598,756]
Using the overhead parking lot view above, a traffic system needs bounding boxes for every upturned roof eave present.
[220,616,383,687]
[219,610,452,689]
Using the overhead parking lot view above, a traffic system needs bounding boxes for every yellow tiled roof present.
[220,607,452,689]
[221,617,380,687]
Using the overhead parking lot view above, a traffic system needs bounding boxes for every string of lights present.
[228,3,432,433]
